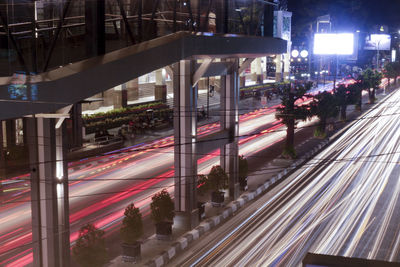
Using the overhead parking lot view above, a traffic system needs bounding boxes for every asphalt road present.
[0,80,362,266]
[168,87,400,267]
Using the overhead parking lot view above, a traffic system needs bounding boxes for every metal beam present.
[239,58,255,74]
[192,58,213,87]
[43,0,72,72]
[0,10,28,73]
[116,0,135,45]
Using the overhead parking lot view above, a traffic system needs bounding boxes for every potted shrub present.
[208,165,228,207]
[238,155,249,191]
[197,174,208,220]
[72,223,108,267]
[120,203,143,262]
[151,189,175,240]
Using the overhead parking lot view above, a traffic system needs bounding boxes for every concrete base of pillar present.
[275,72,282,83]
[174,209,199,231]
[229,183,240,201]
[283,72,290,82]
[155,85,167,102]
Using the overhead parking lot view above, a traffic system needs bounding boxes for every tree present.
[72,224,108,267]
[360,68,383,104]
[311,91,339,137]
[347,81,364,112]
[121,204,143,244]
[383,62,400,84]
[334,84,351,121]
[150,189,174,224]
[275,82,312,158]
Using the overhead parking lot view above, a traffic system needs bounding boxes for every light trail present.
[179,87,400,267]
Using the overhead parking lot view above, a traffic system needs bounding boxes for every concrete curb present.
[144,138,331,267]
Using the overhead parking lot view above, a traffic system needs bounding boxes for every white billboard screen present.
[365,34,391,51]
[313,33,354,55]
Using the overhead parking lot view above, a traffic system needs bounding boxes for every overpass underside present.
[1,30,286,266]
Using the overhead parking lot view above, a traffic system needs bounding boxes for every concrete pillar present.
[220,59,240,200]
[27,117,70,267]
[113,84,128,108]
[5,119,16,148]
[70,104,83,148]
[0,122,4,177]
[239,58,246,88]
[256,57,263,84]
[283,45,291,81]
[155,69,167,102]
[173,60,199,230]
[127,79,139,101]
[275,55,283,82]
[250,59,257,82]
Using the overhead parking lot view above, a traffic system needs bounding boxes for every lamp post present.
[376,39,382,71]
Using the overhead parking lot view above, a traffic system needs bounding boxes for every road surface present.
[169,87,400,266]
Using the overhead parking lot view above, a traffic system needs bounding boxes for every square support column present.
[155,68,167,102]
[173,60,199,230]
[5,119,16,148]
[220,59,240,200]
[127,78,139,101]
[27,117,70,267]
[113,84,128,108]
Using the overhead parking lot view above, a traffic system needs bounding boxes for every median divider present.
[143,138,331,267]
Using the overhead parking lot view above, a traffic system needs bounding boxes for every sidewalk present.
[77,82,335,159]
[107,84,395,266]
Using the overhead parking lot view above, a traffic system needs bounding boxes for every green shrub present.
[207,165,228,192]
[150,189,174,224]
[72,224,108,267]
[120,204,143,244]
[197,174,209,196]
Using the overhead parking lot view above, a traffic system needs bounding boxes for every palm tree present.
[275,82,312,158]
[334,84,350,121]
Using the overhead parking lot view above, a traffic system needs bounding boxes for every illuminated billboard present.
[313,33,354,55]
[365,34,391,51]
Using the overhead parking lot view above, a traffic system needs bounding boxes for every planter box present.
[211,191,225,207]
[155,221,173,240]
[122,242,141,263]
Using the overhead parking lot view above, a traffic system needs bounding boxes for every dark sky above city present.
[288,0,400,37]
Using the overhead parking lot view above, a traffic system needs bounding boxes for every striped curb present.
[144,138,333,266]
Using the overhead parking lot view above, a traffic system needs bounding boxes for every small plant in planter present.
[208,165,228,207]
[120,203,143,262]
[197,174,209,196]
[197,174,208,220]
[151,189,175,240]
[72,223,108,267]
[238,155,249,191]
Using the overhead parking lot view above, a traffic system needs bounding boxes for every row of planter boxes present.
[84,108,172,134]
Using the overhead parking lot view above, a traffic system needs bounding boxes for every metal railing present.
[0,0,276,76]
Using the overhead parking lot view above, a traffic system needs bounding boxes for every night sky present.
[288,0,400,38]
